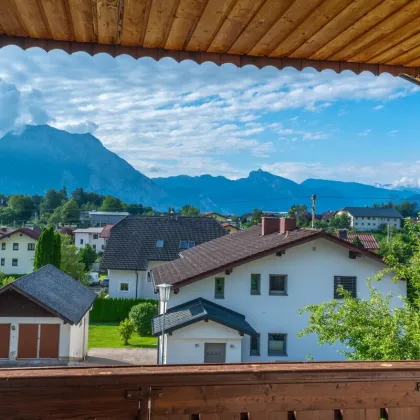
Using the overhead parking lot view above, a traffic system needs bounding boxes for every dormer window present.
[156,240,164,248]
[179,240,196,249]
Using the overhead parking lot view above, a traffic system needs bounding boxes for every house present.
[201,212,229,223]
[335,229,379,251]
[74,227,106,252]
[101,215,227,299]
[0,227,41,274]
[336,207,403,231]
[222,223,240,234]
[81,211,129,226]
[0,264,96,361]
[99,223,114,249]
[152,217,405,364]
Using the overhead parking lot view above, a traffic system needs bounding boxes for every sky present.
[0,45,419,187]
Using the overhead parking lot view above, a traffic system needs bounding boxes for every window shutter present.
[334,276,357,298]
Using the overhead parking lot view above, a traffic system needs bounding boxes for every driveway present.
[82,348,158,366]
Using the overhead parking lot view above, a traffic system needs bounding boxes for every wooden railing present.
[2,361,420,419]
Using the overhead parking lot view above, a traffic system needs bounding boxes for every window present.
[80,239,84,245]
[156,240,164,248]
[13,243,19,251]
[0,258,4,266]
[1,243,5,250]
[101,244,105,250]
[120,282,129,292]
[147,271,152,282]
[12,258,18,267]
[368,223,370,226]
[179,240,196,249]
[215,277,225,299]
[269,275,287,295]
[334,276,357,299]
[250,274,261,295]
[28,243,35,251]
[268,333,287,356]
[93,234,98,240]
[250,335,260,356]
[93,244,97,250]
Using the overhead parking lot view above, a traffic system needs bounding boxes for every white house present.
[74,227,106,252]
[101,215,227,299]
[336,207,403,231]
[152,217,406,364]
[0,227,41,274]
[0,264,96,362]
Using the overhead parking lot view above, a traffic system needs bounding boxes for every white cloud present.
[373,105,384,110]
[358,129,372,136]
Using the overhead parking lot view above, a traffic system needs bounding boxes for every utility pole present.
[311,194,317,228]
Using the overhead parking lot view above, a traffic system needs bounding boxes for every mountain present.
[0,125,166,205]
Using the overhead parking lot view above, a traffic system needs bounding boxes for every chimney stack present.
[338,229,348,240]
[280,217,297,234]
[261,217,280,236]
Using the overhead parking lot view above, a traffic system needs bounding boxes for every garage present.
[17,324,60,359]
[0,324,10,359]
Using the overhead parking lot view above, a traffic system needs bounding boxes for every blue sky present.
[0,45,419,187]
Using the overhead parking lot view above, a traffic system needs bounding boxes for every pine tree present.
[34,227,61,270]
[53,231,62,268]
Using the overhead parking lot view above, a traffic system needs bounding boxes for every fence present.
[2,361,420,419]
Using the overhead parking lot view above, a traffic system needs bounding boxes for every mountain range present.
[1,125,417,214]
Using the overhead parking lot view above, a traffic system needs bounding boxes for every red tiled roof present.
[152,225,384,289]
[99,224,114,239]
[345,233,379,250]
[0,227,41,240]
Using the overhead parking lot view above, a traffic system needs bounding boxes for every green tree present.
[48,206,63,225]
[180,204,200,216]
[34,227,58,270]
[352,235,364,248]
[60,235,86,281]
[53,232,61,268]
[288,204,309,226]
[118,318,135,345]
[61,199,80,224]
[7,194,36,220]
[330,213,351,230]
[100,196,125,212]
[129,302,158,336]
[40,189,66,214]
[250,208,263,225]
[78,244,97,270]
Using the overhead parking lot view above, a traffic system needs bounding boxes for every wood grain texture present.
[95,0,120,44]
[67,0,96,42]
[296,410,334,420]
[39,0,72,40]
[388,407,420,419]
[0,0,27,37]
[248,412,288,420]
[388,44,420,66]
[13,0,50,38]
[120,0,151,46]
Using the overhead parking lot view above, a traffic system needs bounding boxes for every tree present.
[48,206,63,225]
[288,204,310,226]
[78,244,97,270]
[180,204,200,216]
[299,283,420,360]
[250,209,263,225]
[352,235,364,248]
[129,302,158,336]
[34,227,60,270]
[61,199,80,224]
[60,235,86,281]
[330,213,351,230]
[118,318,135,345]
[7,194,36,220]
[40,189,66,214]
[100,196,125,212]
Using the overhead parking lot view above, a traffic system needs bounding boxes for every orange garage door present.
[39,324,60,358]
[0,324,10,358]
[18,324,38,359]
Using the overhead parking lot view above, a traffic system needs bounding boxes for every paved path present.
[82,348,157,366]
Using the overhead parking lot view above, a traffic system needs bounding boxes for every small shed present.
[0,265,96,361]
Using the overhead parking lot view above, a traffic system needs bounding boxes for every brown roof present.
[0,227,41,240]
[99,224,114,239]
[334,233,380,250]
[152,225,384,289]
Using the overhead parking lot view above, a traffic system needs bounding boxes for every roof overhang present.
[1,1,420,81]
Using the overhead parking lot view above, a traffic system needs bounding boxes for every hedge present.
[90,297,158,322]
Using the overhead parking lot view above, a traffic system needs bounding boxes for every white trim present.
[119,282,130,293]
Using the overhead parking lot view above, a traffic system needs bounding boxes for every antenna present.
[311,194,317,228]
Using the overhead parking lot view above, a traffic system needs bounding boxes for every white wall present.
[0,232,37,274]
[75,232,106,251]
[165,320,242,364]
[0,317,70,360]
[337,211,401,231]
[166,238,406,363]
[69,313,90,361]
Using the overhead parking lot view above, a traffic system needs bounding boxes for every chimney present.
[261,217,280,236]
[280,217,297,234]
[338,229,348,240]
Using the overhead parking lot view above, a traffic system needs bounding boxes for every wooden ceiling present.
[1,0,420,80]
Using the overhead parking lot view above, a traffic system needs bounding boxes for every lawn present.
[89,322,158,349]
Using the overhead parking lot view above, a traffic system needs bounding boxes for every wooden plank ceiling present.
[0,0,420,80]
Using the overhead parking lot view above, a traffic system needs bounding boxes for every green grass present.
[88,322,158,349]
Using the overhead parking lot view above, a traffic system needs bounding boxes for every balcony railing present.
[2,361,420,419]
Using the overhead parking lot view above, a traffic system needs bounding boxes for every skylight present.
[156,240,164,248]
[179,240,196,249]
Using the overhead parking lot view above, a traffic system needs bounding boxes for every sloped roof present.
[338,233,380,250]
[99,224,114,239]
[0,227,41,240]
[73,227,104,234]
[152,298,257,337]
[0,265,96,325]
[101,216,227,271]
[341,207,403,218]
[152,225,384,288]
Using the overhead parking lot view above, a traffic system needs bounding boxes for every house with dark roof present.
[0,227,41,274]
[337,207,403,232]
[151,217,406,365]
[101,215,227,299]
[0,265,96,362]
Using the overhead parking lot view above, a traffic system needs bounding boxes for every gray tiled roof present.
[152,298,257,337]
[342,207,403,218]
[101,216,227,270]
[9,265,96,325]
[152,225,384,287]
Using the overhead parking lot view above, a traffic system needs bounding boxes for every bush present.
[129,302,158,336]
[90,297,157,322]
[118,318,135,345]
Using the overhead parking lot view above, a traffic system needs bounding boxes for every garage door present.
[18,324,38,359]
[39,324,60,358]
[0,324,10,358]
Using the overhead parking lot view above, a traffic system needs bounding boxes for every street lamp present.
[157,283,172,364]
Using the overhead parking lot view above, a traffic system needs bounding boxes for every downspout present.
[135,270,139,299]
